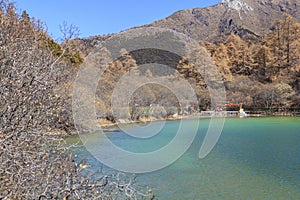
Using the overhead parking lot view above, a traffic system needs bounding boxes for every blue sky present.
[15,0,220,40]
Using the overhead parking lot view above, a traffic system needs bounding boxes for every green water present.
[67,117,300,199]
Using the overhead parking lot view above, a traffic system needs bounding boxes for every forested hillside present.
[87,15,300,120]
[205,15,300,109]
[63,1,300,119]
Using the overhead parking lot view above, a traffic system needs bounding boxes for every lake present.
[67,117,300,199]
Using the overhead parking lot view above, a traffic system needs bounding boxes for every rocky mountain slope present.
[147,0,300,41]
[72,0,300,56]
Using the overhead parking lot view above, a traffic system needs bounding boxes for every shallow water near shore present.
[67,117,300,199]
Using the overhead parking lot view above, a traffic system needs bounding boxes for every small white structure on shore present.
[172,113,178,118]
[239,108,248,118]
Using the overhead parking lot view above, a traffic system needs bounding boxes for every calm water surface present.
[67,117,300,199]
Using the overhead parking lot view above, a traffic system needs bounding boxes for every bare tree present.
[59,21,80,42]
[0,2,154,199]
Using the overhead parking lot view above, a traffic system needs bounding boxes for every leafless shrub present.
[0,1,154,199]
[59,21,80,42]
[0,131,153,199]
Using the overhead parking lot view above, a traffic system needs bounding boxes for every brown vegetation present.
[205,14,300,109]
[1,0,300,198]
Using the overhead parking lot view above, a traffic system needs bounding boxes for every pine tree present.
[267,15,300,74]
[224,33,252,75]
[210,43,232,80]
[253,44,271,80]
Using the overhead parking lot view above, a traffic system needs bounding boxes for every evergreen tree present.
[253,44,271,81]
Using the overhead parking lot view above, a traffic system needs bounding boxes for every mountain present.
[147,0,300,41]
[72,0,300,57]
[68,0,300,116]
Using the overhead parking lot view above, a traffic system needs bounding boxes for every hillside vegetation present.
[205,15,300,109]
[91,15,300,120]
[1,0,300,198]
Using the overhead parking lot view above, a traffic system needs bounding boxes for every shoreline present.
[64,113,300,136]
[98,112,300,131]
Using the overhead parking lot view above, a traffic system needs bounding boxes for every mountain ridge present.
[73,0,300,56]
[144,0,300,41]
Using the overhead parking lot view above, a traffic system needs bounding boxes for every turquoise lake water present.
[67,117,300,199]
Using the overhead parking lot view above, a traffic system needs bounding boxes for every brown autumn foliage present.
[205,14,300,110]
